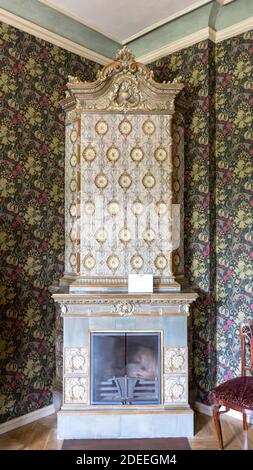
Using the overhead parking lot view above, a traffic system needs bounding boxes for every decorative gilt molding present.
[60,46,184,113]
[56,297,197,307]
[112,301,135,316]
[56,296,196,318]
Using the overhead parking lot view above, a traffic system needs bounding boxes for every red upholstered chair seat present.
[210,324,253,449]
[210,376,253,410]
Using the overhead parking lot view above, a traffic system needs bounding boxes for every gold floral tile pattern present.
[95,228,107,245]
[154,254,168,271]
[70,129,78,142]
[142,119,156,136]
[69,179,77,192]
[94,172,108,189]
[132,198,144,216]
[69,204,76,217]
[65,121,78,274]
[118,118,132,135]
[106,144,120,163]
[77,113,173,275]
[154,146,167,163]
[107,200,120,216]
[69,253,76,267]
[118,171,132,190]
[142,172,156,189]
[171,117,185,277]
[130,146,144,163]
[155,200,167,216]
[107,255,120,272]
[95,119,108,135]
[83,145,97,163]
[83,254,96,271]
[130,254,144,271]
[143,227,156,245]
[119,228,132,245]
[84,201,95,215]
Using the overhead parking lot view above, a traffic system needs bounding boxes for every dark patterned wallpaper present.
[0,21,252,422]
[215,34,253,385]
[150,40,216,403]
[0,22,101,423]
[151,32,253,403]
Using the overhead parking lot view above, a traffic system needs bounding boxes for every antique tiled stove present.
[51,47,197,439]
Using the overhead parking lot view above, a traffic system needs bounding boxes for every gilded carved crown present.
[63,47,184,113]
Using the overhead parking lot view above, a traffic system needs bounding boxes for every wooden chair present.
[210,323,253,449]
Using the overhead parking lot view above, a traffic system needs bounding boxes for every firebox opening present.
[90,332,161,405]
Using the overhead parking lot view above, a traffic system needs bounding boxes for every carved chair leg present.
[213,405,223,450]
[243,413,247,431]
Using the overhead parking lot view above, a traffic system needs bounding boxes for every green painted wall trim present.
[0,0,119,58]
[0,0,253,60]
[215,0,253,31]
[208,1,221,29]
[128,3,213,57]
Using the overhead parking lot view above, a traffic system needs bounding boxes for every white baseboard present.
[194,401,253,424]
[0,400,251,435]
[0,404,55,435]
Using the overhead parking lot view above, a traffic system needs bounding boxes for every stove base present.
[58,408,194,439]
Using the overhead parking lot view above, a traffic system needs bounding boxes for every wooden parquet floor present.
[0,412,252,450]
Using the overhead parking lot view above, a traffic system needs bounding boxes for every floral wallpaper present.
[0,21,100,423]
[151,40,215,403]
[0,19,252,422]
[151,32,253,403]
[215,33,253,386]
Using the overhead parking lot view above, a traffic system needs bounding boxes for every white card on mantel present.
[128,274,153,293]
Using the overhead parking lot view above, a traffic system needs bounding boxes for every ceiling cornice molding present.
[120,0,212,45]
[214,14,253,42]
[216,0,235,4]
[1,6,253,65]
[0,8,111,65]
[136,28,210,64]
[138,15,253,64]
[39,0,212,45]
[38,0,123,44]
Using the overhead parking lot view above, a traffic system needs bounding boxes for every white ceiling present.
[39,0,213,44]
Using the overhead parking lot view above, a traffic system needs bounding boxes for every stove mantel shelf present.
[51,289,198,300]
[51,288,197,318]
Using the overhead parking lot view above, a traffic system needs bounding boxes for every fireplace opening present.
[90,332,161,405]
